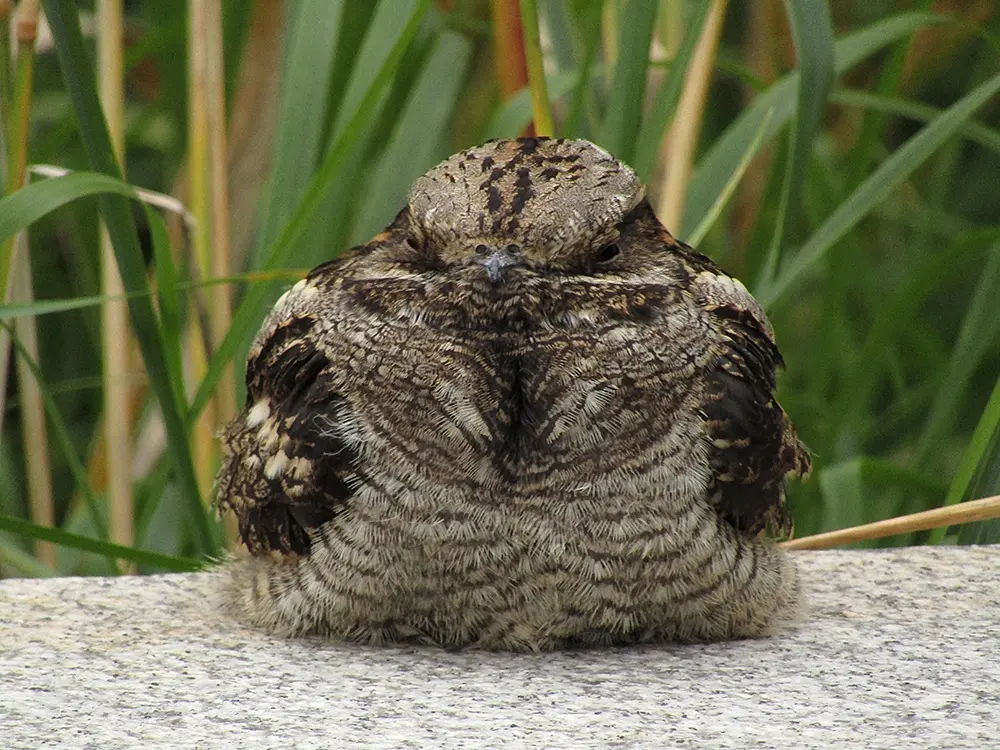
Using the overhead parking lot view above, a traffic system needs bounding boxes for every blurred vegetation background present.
[1,0,998,577]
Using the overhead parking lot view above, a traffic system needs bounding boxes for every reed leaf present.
[759,71,1000,307]
[0,512,202,572]
[40,0,219,554]
[682,12,945,236]
[757,0,834,285]
[597,0,659,162]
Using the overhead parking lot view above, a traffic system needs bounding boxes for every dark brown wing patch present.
[217,316,361,556]
[699,293,810,537]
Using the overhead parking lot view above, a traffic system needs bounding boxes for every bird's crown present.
[406,137,645,274]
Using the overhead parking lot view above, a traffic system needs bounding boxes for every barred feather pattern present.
[216,138,808,650]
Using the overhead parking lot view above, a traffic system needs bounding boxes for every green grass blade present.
[0,512,203,572]
[295,0,432,262]
[43,0,219,554]
[327,0,424,143]
[0,272,307,322]
[189,0,431,423]
[538,0,578,72]
[520,0,555,135]
[682,12,944,236]
[322,2,381,143]
[758,0,834,285]
[0,293,132,320]
[685,108,773,247]
[929,375,1000,544]
[249,0,345,265]
[917,244,1000,461]
[632,2,711,181]
[0,536,58,577]
[831,88,1000,156]
[837,229,1000,430]
[955,395,1000,545]
[841,0,926,191]
[3,322,109,542]
[817,456,945,543]
[0,171,143,244]
[817,459,878,539]
[597,0,659,162]
[561,2,602,139]
[481,72,579,141]
[146,206,185,406]
[759,71,1000,307]
[353,31,473,242]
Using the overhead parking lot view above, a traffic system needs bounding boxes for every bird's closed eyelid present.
[392,231,448,272]
[593,242,621,264]
[402,232,445,262]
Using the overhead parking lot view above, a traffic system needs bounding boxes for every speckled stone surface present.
[1,547,998,749]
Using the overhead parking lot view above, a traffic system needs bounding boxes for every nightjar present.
[215,137,810,651]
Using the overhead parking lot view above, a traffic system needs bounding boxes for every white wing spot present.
[264,451,289,480]
[246,399,271,428]
[287,456,313,480]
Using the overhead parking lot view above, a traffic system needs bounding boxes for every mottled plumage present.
[215,137,810,650]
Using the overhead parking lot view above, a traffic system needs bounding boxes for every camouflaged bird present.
[215,137,810,651]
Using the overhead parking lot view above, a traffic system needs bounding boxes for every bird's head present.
[404,137,646,282]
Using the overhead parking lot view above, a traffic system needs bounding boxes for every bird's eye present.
[594,243,621,263]
[404,234,424,252]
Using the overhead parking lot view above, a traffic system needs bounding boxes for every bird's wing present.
[214,253,371,556]
[684,254,810,537]
[215,211,417,555]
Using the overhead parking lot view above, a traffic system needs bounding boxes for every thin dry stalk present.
[12,237,56,566]
[187,0,219,498]
[519,0,553,136]
[98,0,134,561]
[173,0,283,551]
[204,0,234,424]
[655,0,728,231]
[490,0,528,97]
[0,0,27,282]
[6,0,56,566]
[0,0,40,294]
[187,0,211,298]
[0,0,15,437]
[600,1,618,89]
[204,0,237,546]
[781,495,1000,550]
[5,0,38,176]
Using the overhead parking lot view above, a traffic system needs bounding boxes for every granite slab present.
[1,546,998,749]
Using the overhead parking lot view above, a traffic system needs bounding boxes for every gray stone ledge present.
[1,546,998,749]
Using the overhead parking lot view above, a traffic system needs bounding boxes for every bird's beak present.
[473,244,522,284]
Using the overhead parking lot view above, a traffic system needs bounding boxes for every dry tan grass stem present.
[781,495,1000,550]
